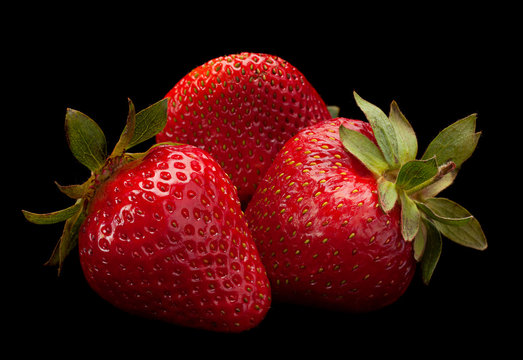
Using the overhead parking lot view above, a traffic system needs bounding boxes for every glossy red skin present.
[78,144,271,332]
[156,52,331,205]
[245,118,415,312]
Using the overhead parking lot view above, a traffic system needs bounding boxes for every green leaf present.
[46,207,86,274]
[125,98,169,150]
[339,125,389,176]
[420,218,442,285]
[416,201,473,226]
[424,198,487,250]
[378,178,398,213]
[112,98,137,157]
[399,189,420,241]
[389,100,417,164]
[353,92,399,168]
[396,157,438,191]
[422,114,480,168]
[413,220,427,262]
[55,180,90,199]
[65,109,107,172]
[327,105,340,118]
[22,200,83,225]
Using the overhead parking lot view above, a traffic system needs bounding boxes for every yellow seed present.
[304,239,311,244]
[302,208,309,215]
[314,191,322,197]
[349,233,355,239]
[305,221,312,227]
[322,238,328,244]
[337,203,343,209]
[334,154,342,159]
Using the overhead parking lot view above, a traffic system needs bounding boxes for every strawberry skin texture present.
[156,52,331,204]
[78,144,271,332]
[245,118,415,312]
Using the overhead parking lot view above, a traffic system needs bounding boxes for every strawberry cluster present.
[23,52,486,332]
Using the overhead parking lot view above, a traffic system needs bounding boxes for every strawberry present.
[245,92,487,312]
[22,99,271,332]
[156,52,333,205]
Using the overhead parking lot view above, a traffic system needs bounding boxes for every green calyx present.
[22,98,170,274]
[339,92,487,284]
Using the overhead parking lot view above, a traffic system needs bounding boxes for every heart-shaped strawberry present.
[245,92,486,312]
[23,99,271,332]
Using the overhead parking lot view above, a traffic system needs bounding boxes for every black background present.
[7,4,517,357]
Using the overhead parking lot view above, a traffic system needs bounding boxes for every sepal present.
[423,198,487,250]
[22,200,83,225]
[419,219,442,285]
[377,178,397,213]
[354,91,400,168]
[65,109,107,172]
[396,157,438,192]
[45,206,87,274]
[422,114,480,168]
[399,189,420,242]
[327,105,340,118]
[339,125,389,176]
[388,100,417,164]
[55,180,90,199]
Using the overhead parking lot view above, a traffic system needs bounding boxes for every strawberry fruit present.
[156,52,333,205]
[23,99,271,332]
[245,92,487,312]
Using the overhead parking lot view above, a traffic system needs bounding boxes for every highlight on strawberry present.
[245,91,486,312]
[22,98,271,332]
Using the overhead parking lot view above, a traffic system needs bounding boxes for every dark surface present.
[8,5,516,357]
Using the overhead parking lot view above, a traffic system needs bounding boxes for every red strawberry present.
[23,99,271,332]
[245,92,487,312]
[156,52,332,205]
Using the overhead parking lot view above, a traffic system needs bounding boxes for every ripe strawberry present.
[245,92,487,312]
[156,52,332,205]
[23,99,271,332]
